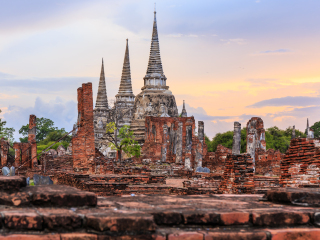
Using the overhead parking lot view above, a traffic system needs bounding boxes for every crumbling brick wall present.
[72,83,95,173]
[10,115,38,169]
[218,153,254,194]
[256,149,283,176]
[246,117,266,164]
[13,142,31,167]
[203,145,231,173]
[280,138,320,188]
[142,116,207,170]
[0,138,9,166]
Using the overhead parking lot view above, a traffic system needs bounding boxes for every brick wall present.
[218,154,255,194]
[72,83,95,173]
[203,145,231,173]
[142,116,207,170]
[280,138,320,188]
[256,149,283,176]
[0,138,9,166]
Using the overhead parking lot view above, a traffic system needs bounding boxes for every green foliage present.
[18,117,71,157]
[209,128,247,153]
[108,124,141,159]
[37,141,69,157]
[38,129,71,145]
[211,131,233,152]
[106,122,116,134]
[206,125,306,154]
[310,121,320,138]
[0,109,6,133]
[19,117,57,143]
[205,134,213,152]
[0,109,16,143]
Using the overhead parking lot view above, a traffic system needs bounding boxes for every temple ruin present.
[1,8,320,240]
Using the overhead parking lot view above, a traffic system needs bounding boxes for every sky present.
[1,0,320,141]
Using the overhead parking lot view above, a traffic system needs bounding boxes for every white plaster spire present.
[116,39,134,98]
[95,58,108,109]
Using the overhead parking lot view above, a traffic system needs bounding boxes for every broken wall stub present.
[202,145,231,173]
[28,115,37,168]
[13,142,30,168]
[280,138,320,188]
[142,116,207,170]
[246,117,266,164]
[0,138,9,166]
[72,83,95,173]
[57,145,66,156]
[218,153,254,194]
[255,149,283,176]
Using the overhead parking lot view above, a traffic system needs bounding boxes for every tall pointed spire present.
[146,9,163,75]
[143,9,167,90]
[95,59,108,109]
[181,100,187,117]
[116,39,134,96]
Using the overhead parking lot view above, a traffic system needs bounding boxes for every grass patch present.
[29,179,34,186]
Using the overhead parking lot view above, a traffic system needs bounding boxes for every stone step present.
[0,176,26,193]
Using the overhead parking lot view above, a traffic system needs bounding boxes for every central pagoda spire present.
[143,10,167,90]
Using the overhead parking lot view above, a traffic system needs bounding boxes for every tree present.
[209,128,247,153]
[310,121,320,138]
[205,134,213,152]
[39,128,71,145]
[0,109,6,133]
[105,123,140,161]
[0,127,15,143]
[206,125,307,154]
[19,117,57,143]
[0,109,15,143]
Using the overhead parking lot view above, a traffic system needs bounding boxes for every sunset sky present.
[1,0,320,140]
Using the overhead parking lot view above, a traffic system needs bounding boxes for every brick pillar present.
[13,143,21,167]
[28,115,37,168]
[21,143,30,165]
[72,83,95,173]
[0,138,8,166]
[232,122,241,155]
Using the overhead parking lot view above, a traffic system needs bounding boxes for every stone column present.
[198,121,204,141]
[232,122,241,154]
[291,125,296,139]
[195,121,205,168]
[175,122,183,163]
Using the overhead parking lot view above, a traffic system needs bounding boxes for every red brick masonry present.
[1,176,320,239]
